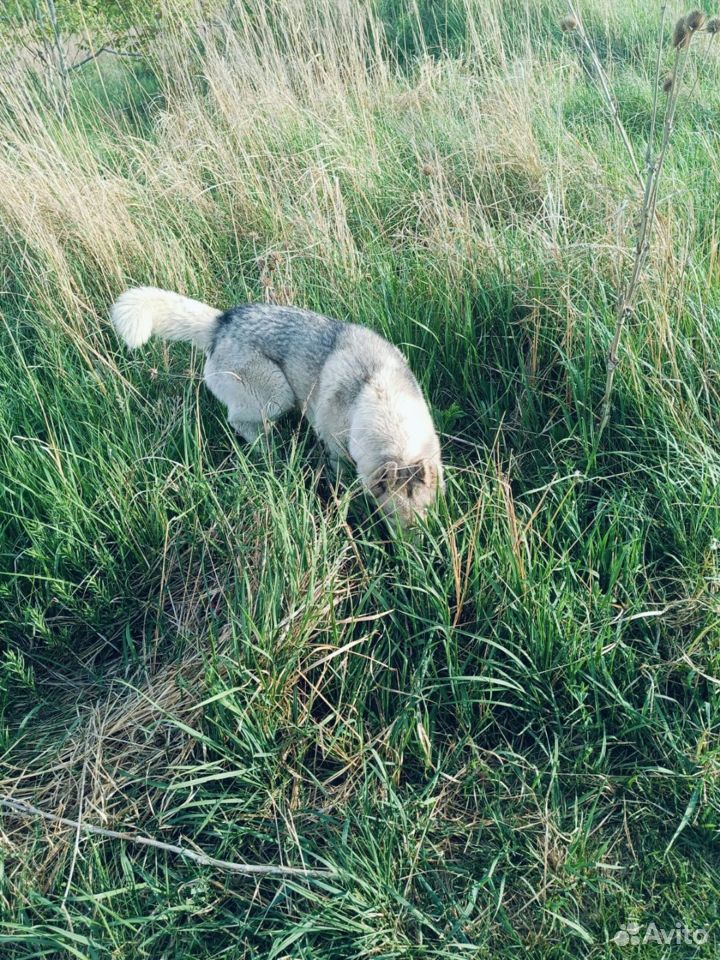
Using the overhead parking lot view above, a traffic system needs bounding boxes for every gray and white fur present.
[111,287,443,526]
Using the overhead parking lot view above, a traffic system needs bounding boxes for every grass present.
[1,0,720,956]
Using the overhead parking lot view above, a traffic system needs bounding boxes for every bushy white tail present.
[111,287,221,350]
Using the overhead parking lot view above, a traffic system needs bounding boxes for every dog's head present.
[367,455,444,527]
[348,376,444,527]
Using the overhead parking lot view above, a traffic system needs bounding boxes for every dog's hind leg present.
[204,352,295,443]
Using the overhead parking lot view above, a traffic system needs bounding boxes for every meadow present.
[1,0,719,956]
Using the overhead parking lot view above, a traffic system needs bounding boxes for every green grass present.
[1,0,720,956]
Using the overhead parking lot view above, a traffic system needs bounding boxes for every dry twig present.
[1,796,336,880]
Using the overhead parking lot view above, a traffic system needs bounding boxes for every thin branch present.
[70,46,144,70]
[646,2,668,168]
[1,796,336,879]
[567,2,644,188]
[98,46,143,59]
[597,30,694,440]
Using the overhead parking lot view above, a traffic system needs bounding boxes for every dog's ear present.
[406,460,437,489]
[422,460,438,488]
[373,461,398,492]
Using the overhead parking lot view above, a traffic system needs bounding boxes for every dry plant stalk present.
[1,796,336,879]
[564,7,717,439]
[563,4,644,186]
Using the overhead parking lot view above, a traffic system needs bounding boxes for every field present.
[1,0,719,956]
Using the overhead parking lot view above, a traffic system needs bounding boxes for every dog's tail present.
[111,287,222,350]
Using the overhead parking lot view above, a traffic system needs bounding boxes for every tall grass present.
[1,1,719,956]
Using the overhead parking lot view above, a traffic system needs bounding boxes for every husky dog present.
[111,287,444,526]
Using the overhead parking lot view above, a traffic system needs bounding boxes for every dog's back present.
[211,303,342,406]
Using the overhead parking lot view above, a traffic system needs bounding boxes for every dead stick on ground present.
[0,797,336,879]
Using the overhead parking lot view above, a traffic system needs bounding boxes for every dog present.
[111,287,444,526]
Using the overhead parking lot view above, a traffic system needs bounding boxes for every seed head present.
[662,74,674,93]
[707,16,720,34]
[673,15,689,47]
[686,9,706,31]
[560,15,578,32]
